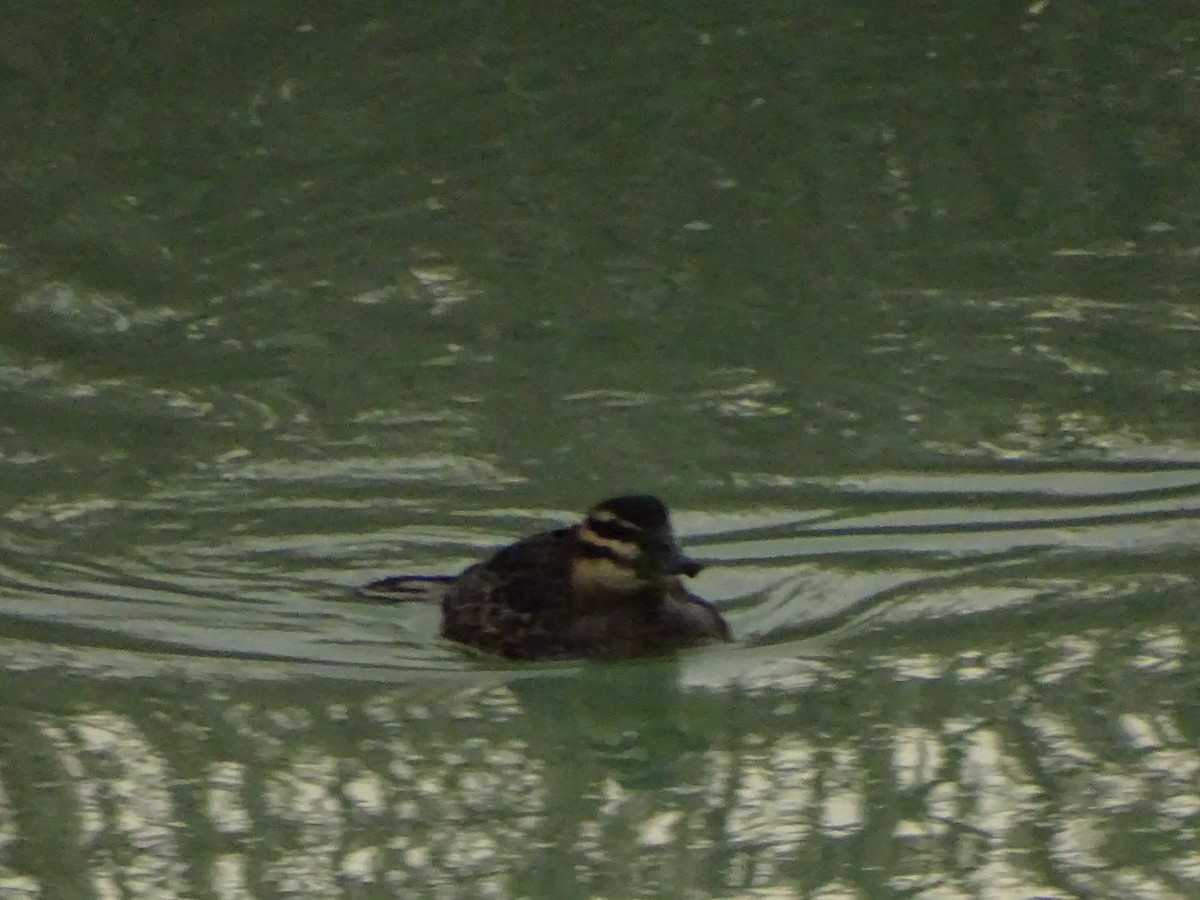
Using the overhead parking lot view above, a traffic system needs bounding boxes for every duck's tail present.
[356,575,456,603]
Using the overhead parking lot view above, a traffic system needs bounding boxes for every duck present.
[358,495,730,660]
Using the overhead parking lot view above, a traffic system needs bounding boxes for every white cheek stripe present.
[578,526,639,561]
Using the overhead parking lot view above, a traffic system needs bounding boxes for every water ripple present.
[1,466,1196,678]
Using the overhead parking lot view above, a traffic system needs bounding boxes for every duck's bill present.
[658,550,704,578]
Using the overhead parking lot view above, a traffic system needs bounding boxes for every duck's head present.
[572,495,703,594]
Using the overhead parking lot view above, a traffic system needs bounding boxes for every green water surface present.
[1,3,1199,898]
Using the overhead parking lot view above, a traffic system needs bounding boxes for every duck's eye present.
[587,515,641,543]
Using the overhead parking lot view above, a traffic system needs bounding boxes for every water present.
[2,3,1200,898]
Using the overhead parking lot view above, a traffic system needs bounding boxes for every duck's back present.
[441,526,578,659]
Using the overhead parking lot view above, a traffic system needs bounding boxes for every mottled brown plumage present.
[359,495,729,660]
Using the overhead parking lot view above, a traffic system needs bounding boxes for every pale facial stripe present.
[577,523,639,563]
[585,509,643,540]
[572,556,646,593]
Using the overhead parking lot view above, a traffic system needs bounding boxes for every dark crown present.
[588,495,670,530]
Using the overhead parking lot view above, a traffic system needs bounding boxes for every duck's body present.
[359,495,729,660]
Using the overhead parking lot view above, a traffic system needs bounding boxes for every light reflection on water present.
[1,465,1198,675]
[1,620,1195,898]
[2,4,1200,894]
